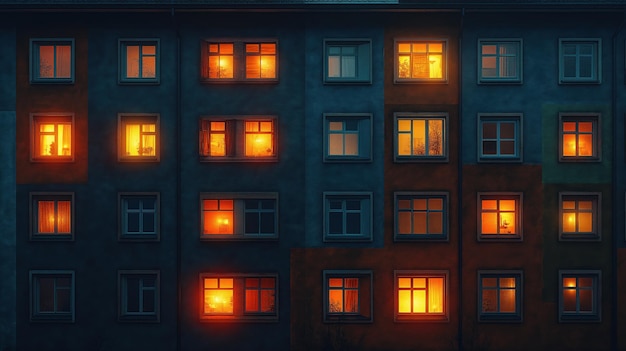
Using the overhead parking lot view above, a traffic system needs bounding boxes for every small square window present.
[118,113,160,162]
[478,193,523,241]
[559,39,601,84]
[119,193,159,241]
[559,192,600,241]
[30,113,74,162]
[395,39,447,83]
[478,39,522,83]
[478,271,523,322]
[394,270,448,322]
[478,114,522,161]
[30,39,74,84]
[323,192,372,242]
[199,117,277,162]
[200,193,278,240]
[559,270,601,322]
[394,113,447,162]
[119,39,159,84]
[324,39,371,84]
[200,274,278,321]
[324,114,372,162]
[559,113,600,162]
[323,270,372,323]
[30,270,75,322]
[30,193,74,241]
[201,40,278,82]
[394,192,448,241]
[119,271,160,322]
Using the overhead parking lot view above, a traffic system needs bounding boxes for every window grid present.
[479,115,522,161]
[30,114,74,162]
[395,40,447,82]
[30,193,74,240]
[478,193,522,240]
[199,117,277,162]
[394,270,448,322]
[30,39,74,83]
[118,114,159,162]
[324,114,372,162]
[323,270,372,323]
[119,271,159,322]
[244,277,276,315]
[478,271,523,322]
[559,192,600,241]
[119,39,159,83]
[559,115,599,161]
[394,192,448,241]
[559,39,601,84]
[202,40,278,82]
[395,113,447,161]
[478,40,522,83]
[324,39,371,84]
[119,193,159,241]
[559,270,601,322]
[30,271,74,322]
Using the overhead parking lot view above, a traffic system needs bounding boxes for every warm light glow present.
[328,278,359,313]
[562,121,594,157]
[38,200,71,234]
[208,43,234,79]
[245,121,274,157]
[397,118,444,156]
[398,277,444,314]
[245,278,276,313]
[481,199,516,235]
[35,121,72,158]
[397,42,443,79]
[124,122,156,157]
[245,43,276,79]
[126,44,156,79]
[397,197,444,235]
[562,199,594,234]
[37,44,71,79]
[203,199,234,235]
[204,278,233,314]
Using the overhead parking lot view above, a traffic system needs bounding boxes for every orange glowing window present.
[396,193,447,239]
[202,199,234,235]
[121,40,158,82]
[31,114,73,161]
[479,194,521,239]
[203,40,278,82]
[396,115,446,159]
[31,39,74,82]
[207,43,234,79]
[119,114,159,161]
[245,277,276,314]
[560,114,598,160]
[200,195,277,239]
[559,271,600,322]
[395,271,447,321]
[32,194,73,238]
[203,278,234,315]
[328,278,359,313]
[245,43,276,79]
[200,274,278,320]
[245,121,274,157]
[478,271,522,321]
[560,193,599,240]
[323,271,372,322]
[199,118,276,161]
[396,40,446,81]
[200,121,227,157]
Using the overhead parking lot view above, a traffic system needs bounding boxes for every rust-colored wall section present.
[16,28,88,184]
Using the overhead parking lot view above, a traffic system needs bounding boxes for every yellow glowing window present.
[207,43,234,79]
[397,41,445,80]
[202,199,234,235]
[31,40,73,81]
[245,43,276,79]
[203,278,234,315]
[36,200,71,235]
[560,194,598,239]
[397,276,445,315]
[396,195,445,237]
[122,41,157,80]
[561,119,596,158]
[121,120,157,158]
[328,278,359,313]
[396,117,445,157]
[481,276,517,314]
[200,121,227,157]
[480,197,518,236]
[32,116,73,160]
[245,277,276,314]
[561,273,598,318]
[245,121,274,157]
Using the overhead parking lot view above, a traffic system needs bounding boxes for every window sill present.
[395,315,449,323]
[200,235,278,241]
[30,234,74,241]
[394,157,448,163]
[559,234,600,242]
[394,235,448,242]
[199,157,278,163]
[478,235,523,242]
[200,315,278,322]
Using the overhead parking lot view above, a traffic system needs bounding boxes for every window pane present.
[126,278,140,312]
[428,278,444,313]
[481,213,498,234]
[38,201,55,233]
[126,45,140,78]
[482,122,497,139]
[127,213,140,233]
[578,134,593,156]
[579,289,593,311]
[245,289,259,312]
[344,133,358,156]
[345,213,361,234]
[38,278,56,312]
[143,213,155,232]
[56,45,72,78]
[398,212,411,234]
[142,56,156,78]
[483,141,497,155]
[563,134,577,156]
[261,290,275,312]
[245,212,260,234]
[563,288,577,311]
[500,141,515,155]
[341,56,356,78]
[38,45,55,78]
[482,289,497,312]
[398,290,411,313]
[578,212,593,232]
[329,290,343,312]
[143,289,155,312]
[500,123,515,139]
[428,212,443,234]
[413,212,427,234]
[499,289,516,312]
[329,212,343,234]
[259,212,275,234]
[56,287,71,312]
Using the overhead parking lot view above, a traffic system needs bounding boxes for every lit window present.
[30,270,74,322]
[478,39,522,83]
[395,39,447,82]
[200,274,278,321]
[559,270,601,322]
[559,114,599,161]
[30,193,73,241]
[199,117,277,161]
[394,192,448,241]
[478,193,522,240]
[479,114,522,161]
[202,40,278,82]
[324,192,372,242]
[119,193,159,241]
[323,271,372,323]
[559,39,601,84]
[118,114,159,161]
[200,193,278,240]
[119,271,159,322]
[478,271,523,322]
[559,192,600,241]
[30,39,74,83]
[30,113,73,162]
[395,270,448,322]
[394,113,446,161]
[119,39,159,84]
[324,39,371,83]
[324,114,371,162]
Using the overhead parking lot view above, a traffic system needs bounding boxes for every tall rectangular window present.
[478,193,522,240]
[30,39,74,83]
[118,114,159,161]
[479,114,522,161]
[395,39,447,82]
[324,114,372,162]
[30,113,74,162]
[394,192,448,241]
[30,271,74,322]
[559,270,601,322]
[323,271,372,323]
[559,113,600,161]
[324,39,371,83]
[395,270,448,322]
[119,39,159,84]
[245,43,277,79]
[119,271,159,322]
[324,192,372,242]
[199,117,277,161]
[559,192,600,241]
[559,39,601,84]
[119,193,159,241]
[395,113,447,162]
[202,40,278,82]
[478,271,523,322]
[31,193,73,241]
[478,39,522,83]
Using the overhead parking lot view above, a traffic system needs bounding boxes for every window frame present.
[477,192,523,241]
[118,270,160,322]
[558,38,601,84]
[558,113,600,162]
[323,38,372,84]
[199,192,279,241]
[558,192,601,241]
[117,113,160,162]
[201,39,279,83]
[558,270,601,322]
[118,192,160,242]
[394,38,448,84]
[323,192,373,242]
[323,270,373,323]
[394,192,449,242]
[323,113,372,163]
[118,38,160,85]
[394,270,449,322]
[478,113,523,162]
[30,38,75,84]
[30,192,74,241]
[30,113,75,163]
[30,270,75,322]
[477,39,523,84]
[477,270,523,322]
[199,273,279,322]
[393,112,448,163]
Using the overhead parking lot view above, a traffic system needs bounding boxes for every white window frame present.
[477,270,523,322]
[477,192,523,241]
[394,38,448,83]
[478,114,522,162]
[323,39,372,84]
[118,113,160,162]
[478,39,523,84]
[558,38,601,84]
[323,113,372,162]
[394,112,448,162]
[558,270,601,322]
[30,113,75,163]
[323,270,373,323]
[118,192,160,241]
[30,192,74,241]
[394,192,449,241]
[323,192,373,242]
[118,38,160,84]
[201,39,279,83]
[30,270,75,322]
[30,38,75,84]
[118,270,160,322]
[558,113,600,162]
[559,192,601,241]
[394,270,449,322]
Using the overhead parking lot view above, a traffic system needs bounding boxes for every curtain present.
[344,278,359,313]
[428,277,444,313]
[38,201,55,233]
[56,45,72,78]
